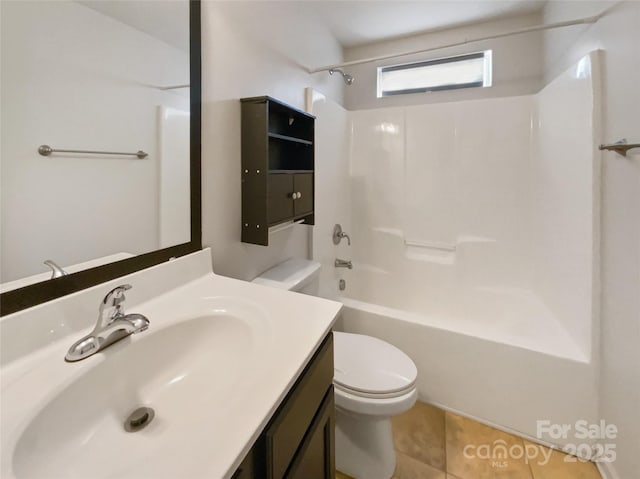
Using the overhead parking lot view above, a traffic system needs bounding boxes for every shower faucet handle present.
[333,224,351,246]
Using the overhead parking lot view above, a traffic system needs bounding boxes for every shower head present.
[329,68,354,86]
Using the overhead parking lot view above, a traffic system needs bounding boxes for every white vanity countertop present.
[0,249,342,479]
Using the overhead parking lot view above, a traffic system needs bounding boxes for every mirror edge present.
[0,0,202,317]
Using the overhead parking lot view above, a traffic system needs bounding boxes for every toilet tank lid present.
[252,258,321,292]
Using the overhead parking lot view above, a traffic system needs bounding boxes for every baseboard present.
[423,397,627,476]
[421,398,594,461]
[596,461,620,479]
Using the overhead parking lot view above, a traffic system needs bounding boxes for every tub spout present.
[335,259,353,270]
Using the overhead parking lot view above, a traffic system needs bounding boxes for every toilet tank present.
[252,258,321,295]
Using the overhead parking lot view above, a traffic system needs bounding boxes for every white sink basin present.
[0,249,341,479]
[13,306,265,479]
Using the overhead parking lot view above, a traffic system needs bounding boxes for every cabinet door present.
[268,174,294,225]
[265,336,334,479]
[284,388,335,479]
[231,446,259,479]
[293,173,313,218]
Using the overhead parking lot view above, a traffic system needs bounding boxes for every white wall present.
[0,1,189,282]
[532,52,600,361]
[344,12,543,110]
[342,88,597,360]
[542,2,640,478]
[315,83,599,443]
[403,96,534,294]
[344,97,536,308]
[200,2,344,281]
[306,88,351,300]
[159,106,191,249]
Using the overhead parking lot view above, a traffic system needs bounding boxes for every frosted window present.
[377,50,492,97]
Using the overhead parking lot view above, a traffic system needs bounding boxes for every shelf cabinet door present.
[293,173,313,218]
[268,174,295,225]
[284,388,335,479]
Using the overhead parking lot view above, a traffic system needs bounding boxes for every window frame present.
[377,50,493,97]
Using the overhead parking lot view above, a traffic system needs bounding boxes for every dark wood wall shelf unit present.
[233,333,335,479]
[241,96,315,246]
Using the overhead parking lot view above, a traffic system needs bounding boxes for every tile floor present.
[336,401,603,479]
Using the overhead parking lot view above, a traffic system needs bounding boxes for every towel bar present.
[599,139,639,157]
[38,145,148,159]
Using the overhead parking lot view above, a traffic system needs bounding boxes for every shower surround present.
[309,51,601,448]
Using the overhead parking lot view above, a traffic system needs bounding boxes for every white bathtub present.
[335,285,598,447]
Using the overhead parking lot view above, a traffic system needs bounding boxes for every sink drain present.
[124,406,155,432]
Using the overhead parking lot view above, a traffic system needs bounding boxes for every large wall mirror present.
[0,0,201,315]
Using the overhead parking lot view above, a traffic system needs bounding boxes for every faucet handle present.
[341,232,351,246]
[98,284,132,325]
[333,224,352,246]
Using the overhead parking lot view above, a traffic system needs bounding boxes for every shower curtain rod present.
[307,13,604,73]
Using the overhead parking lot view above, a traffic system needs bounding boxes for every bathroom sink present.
[11,301,270,479]
[1,249,341,479]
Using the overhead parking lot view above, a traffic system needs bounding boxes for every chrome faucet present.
[335,258,353,269]
[44,259,68,279]
[65,284,150,362]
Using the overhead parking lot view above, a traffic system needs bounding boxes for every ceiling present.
[78,1,546,52]
[309,1,547,48]
[78,0,189,52]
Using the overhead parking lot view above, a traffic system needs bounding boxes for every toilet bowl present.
[253,258,418,479]
[333,331,418,479]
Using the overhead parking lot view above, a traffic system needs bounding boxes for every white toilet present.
[253,258,418,479]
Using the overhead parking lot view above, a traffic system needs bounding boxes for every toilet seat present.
[334,382,418,417]
[334,380,416,399]
[333,332,417,397]
[334,381,416,399]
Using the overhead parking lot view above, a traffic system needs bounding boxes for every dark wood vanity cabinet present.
[241,96,315,246]
[233,334,335,479]
[284,389,335,479]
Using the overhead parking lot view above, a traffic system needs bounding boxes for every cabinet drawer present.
[265,334,334,479]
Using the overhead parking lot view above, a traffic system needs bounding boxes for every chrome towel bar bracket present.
[598,139,640,157]
[38,144,148,159]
